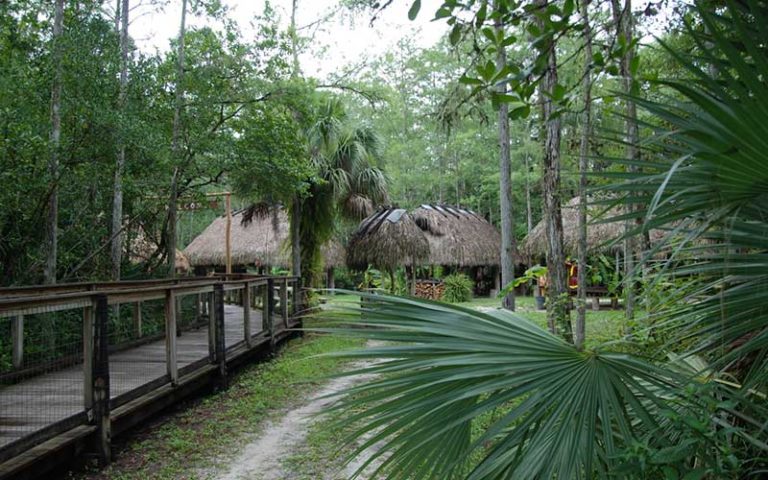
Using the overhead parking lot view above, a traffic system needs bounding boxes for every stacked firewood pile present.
[415,280,445,300]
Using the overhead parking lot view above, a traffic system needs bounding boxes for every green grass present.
[283,408,351,480]
[454,295,626,348]
[327,293,626,349]
[71,333,365,480]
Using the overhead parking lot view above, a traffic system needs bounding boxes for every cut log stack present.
[414,280,445,300]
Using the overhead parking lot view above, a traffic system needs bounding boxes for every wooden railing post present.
[213,284,227,389]
[132,302,142,338]
[291,279,299,316]
[280,278,288,328]
[264,278,275,351]
[207,290,215,360]
[243,283,251,347]
[175,291,182,336]
[11,315,24,369]
[92,294,111,465]
[165,289,178,386]
[194,293,202,324]
[293,278,304,335]
[83,306,93,410]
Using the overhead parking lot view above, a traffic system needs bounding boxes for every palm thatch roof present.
[411,204,512,267]
[129,233,190,273]
[183,207,345,269]
[521,196,667,257]
[322,239,347,270]
[347,208,430,271]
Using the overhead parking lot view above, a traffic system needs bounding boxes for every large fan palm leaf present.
[318,294,682,479]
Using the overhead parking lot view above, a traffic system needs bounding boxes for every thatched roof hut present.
[521,196,666,257]
[184,208,345,269]
[322,238,347,269]
[129,230,190,273]
[411,204,511,267]
[347,208,430,271]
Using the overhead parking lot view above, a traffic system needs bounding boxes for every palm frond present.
[354,167,388,205]
[317,294,682,479]
[605,2,768,386]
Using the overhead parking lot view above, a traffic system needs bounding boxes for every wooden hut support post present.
[225,192,232,274]
[165,290,178,385]
[91,294,111,465]
[11,315,24,369]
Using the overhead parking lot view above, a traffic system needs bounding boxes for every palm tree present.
[321,3,768,478]
[294,98,387,286]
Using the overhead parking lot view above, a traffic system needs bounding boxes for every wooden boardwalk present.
[0,274,302,479]
[0,305,278,451]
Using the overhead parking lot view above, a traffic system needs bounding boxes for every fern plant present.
[442,273,473,303]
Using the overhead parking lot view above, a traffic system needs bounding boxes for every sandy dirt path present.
[213,359,377,480]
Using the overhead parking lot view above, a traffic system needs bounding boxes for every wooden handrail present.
[0,273,300,299]
[0,276,292,318]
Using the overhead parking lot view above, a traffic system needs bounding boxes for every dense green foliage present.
[0,1,372,285]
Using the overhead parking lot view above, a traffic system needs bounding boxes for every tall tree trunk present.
[291,196,302,278]
[575,0,593,351]
[495,0,515,311]
[290,0,300,76]
[289,0,302,279]
[111,0,129,280]
[114,0,120,33]
[45,0,64,285]
[535,0,571,342]
[524,154,533,235]
[610,0,639,325]
[167,0,187,278]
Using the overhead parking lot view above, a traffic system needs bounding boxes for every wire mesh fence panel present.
[287,280,298,325]
[175,291,212,373]
[108,298,169,405]
[222,287,246,350]
[277,281,289,330]
[0,308,85,451]
[252,283,267,337]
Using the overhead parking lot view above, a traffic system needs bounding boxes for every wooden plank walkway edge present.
[0,326,302,480]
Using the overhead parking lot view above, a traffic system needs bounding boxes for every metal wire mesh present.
[108,298,169,405]
[221,287,245,350]
[0,275,291,458]
[0,309,85,451]
[252,283,267,337]
[175,291,212,373]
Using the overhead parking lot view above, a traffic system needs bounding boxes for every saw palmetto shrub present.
[442,273,473,303]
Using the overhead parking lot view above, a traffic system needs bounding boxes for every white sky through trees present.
[131,0,447,79]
